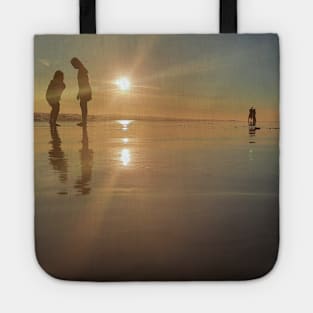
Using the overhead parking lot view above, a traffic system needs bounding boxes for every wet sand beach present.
[35,120,279,281]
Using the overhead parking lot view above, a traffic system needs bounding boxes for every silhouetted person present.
[248,107,253,126]
[74,126,93,195]
[46,71,65,127]
[248,107,257,127]
[252,108,257,126]
[71,58,92,127]
[48,125,68,184]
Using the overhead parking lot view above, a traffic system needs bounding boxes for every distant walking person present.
[46,71,65,127]
[248,107,257,127]
[252,107,256,126]
[71,57,92,127]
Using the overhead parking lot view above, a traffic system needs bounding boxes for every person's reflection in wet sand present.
[74,126,94,195]
[249,126,256,144]
[48,125,68,186]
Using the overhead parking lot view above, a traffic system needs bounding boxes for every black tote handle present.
[80,0,96,34]
[80,0,237,34]
[220,0,237,33]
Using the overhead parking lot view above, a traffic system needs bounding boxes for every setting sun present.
[115,77,131,91]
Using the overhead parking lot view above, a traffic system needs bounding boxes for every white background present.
[0,0,312,312]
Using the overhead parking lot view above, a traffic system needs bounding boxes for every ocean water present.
[34,120,279,281]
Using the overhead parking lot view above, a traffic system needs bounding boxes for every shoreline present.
[34,113,278,124]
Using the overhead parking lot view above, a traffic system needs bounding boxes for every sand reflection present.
[36,120,279,280]
[118,121,133,166]
[120,148,131,167]
[249,126,256,144]
[118,120,133,131]
[74,127,94,195]
[48,125,68,187]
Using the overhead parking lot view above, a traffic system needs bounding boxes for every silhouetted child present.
[71,58,92,127]
[46,71,65,127]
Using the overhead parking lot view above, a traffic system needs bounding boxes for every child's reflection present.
[48,125,68,184]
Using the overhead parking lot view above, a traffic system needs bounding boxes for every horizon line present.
[34,112,279,123]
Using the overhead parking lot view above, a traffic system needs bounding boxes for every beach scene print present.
[34,35,279,281]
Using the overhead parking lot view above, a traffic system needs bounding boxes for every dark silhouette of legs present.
[78,100,88,126]
[50,102,60,126]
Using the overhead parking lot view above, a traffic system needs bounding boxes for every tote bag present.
[34,0,280,281]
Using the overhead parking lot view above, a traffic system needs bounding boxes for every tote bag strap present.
[220,0,237,33]
[80,0,237,34]
[80,0,96,34]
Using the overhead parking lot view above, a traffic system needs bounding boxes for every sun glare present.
[118,120,132,127]
[116,77,131,91]
[120,149,131,167]
[118,120,133,131]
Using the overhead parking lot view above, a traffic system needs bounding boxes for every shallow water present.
[35,120,279,280]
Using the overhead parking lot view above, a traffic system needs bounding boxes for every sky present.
[34,34,279,121]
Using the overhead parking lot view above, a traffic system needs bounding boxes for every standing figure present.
[252,107,257,126]
[248,106,257,127]
[46,71,65,127]
[71,57,92,127]
[248,107,253,126]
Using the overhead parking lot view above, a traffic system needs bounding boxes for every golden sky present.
[35,34,279,121]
